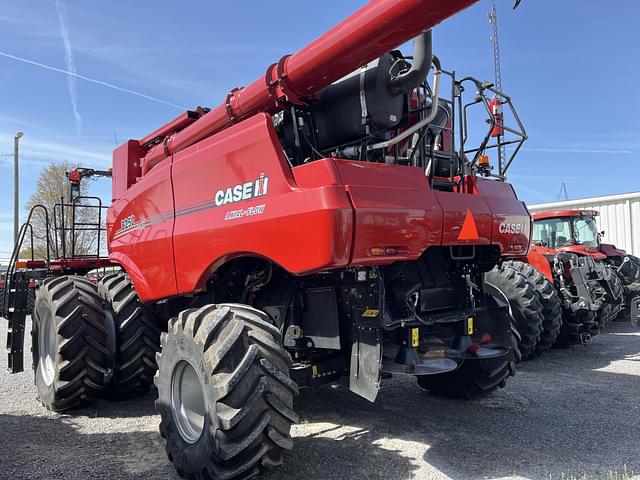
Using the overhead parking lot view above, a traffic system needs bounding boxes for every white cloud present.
[55,0,82,135]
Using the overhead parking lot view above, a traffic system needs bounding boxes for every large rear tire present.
[485,264,544,360]
[504,261,562,351]
[98,273,164,399]
[417,355,515,400]
[31,275,110,411]
[155,304,297,480]
[620,255,640,283]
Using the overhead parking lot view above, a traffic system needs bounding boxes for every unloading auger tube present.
[140,0,478,174]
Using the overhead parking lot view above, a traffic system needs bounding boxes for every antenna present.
[488,1,502,93]
[556,182,569,201]
[487,1,507,168]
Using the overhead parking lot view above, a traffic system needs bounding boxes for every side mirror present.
[600,231,605,237]
[631,296,640,328]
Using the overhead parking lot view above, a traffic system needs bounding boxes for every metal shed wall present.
[528,192,640,256]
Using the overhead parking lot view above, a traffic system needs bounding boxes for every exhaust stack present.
[140,0,478,174]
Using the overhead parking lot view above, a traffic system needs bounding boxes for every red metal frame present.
[524,246,557,282]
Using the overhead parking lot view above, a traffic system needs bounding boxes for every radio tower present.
[488,0,506,170]
[488,1,502,93]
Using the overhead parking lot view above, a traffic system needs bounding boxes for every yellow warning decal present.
[312,365,318,378]
[467,317,474,335]
[411,328,420,347]
[362,309,380,318]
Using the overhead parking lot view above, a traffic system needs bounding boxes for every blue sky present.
[0,0,638,258]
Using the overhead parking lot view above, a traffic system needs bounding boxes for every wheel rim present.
[171,360,206,444]
[38,309,56,386]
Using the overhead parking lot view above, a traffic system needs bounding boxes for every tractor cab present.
[531,210,604,257]
[532,209,631,261]
[531,208,640,324]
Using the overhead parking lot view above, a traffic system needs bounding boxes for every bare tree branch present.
[21,161,101,260]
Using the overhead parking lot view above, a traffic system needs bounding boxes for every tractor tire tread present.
[32,275,108,411]
[485,264,544,360]
[504,260,562,351]
[98,272,164,399]
[155,303,296,480]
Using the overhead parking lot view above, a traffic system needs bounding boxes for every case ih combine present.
[1,0,535,477]
[488,208,640,354]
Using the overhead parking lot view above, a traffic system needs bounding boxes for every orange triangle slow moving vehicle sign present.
[458,209,480,241]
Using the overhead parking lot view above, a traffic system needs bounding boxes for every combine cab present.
[1,0,534,477]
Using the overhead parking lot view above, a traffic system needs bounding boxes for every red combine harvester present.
[2,1,533,477]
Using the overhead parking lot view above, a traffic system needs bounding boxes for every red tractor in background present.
[1,1,534,477]
[488,208,639,354]
[531,209,639,320]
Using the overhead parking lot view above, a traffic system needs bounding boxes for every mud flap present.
[483,282,509,309]
[631,296,640,328]
[349,326,382,402]
[475,283,520,361]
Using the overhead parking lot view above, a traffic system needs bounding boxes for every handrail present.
[458,77,527,178]
[2,204,52,316]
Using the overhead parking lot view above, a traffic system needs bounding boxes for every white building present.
[528,192,640,256]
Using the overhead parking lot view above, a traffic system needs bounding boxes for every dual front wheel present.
[485,262,563,358]
[32,273,164,411]
[31,275,297,479]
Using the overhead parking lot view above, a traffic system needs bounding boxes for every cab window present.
[532,218,572,248]
[572,217,599,247]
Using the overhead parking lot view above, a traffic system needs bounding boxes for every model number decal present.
[498,222,524,235]
[120,215,136,231]
[224,204,266,221]
[215,172,269,207]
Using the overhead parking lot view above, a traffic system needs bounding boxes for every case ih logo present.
[498,222,525,235]
[214,172,269,207]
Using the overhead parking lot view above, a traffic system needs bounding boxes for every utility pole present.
[13,131,24,245]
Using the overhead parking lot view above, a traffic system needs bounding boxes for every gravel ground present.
[1,319,640,480]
